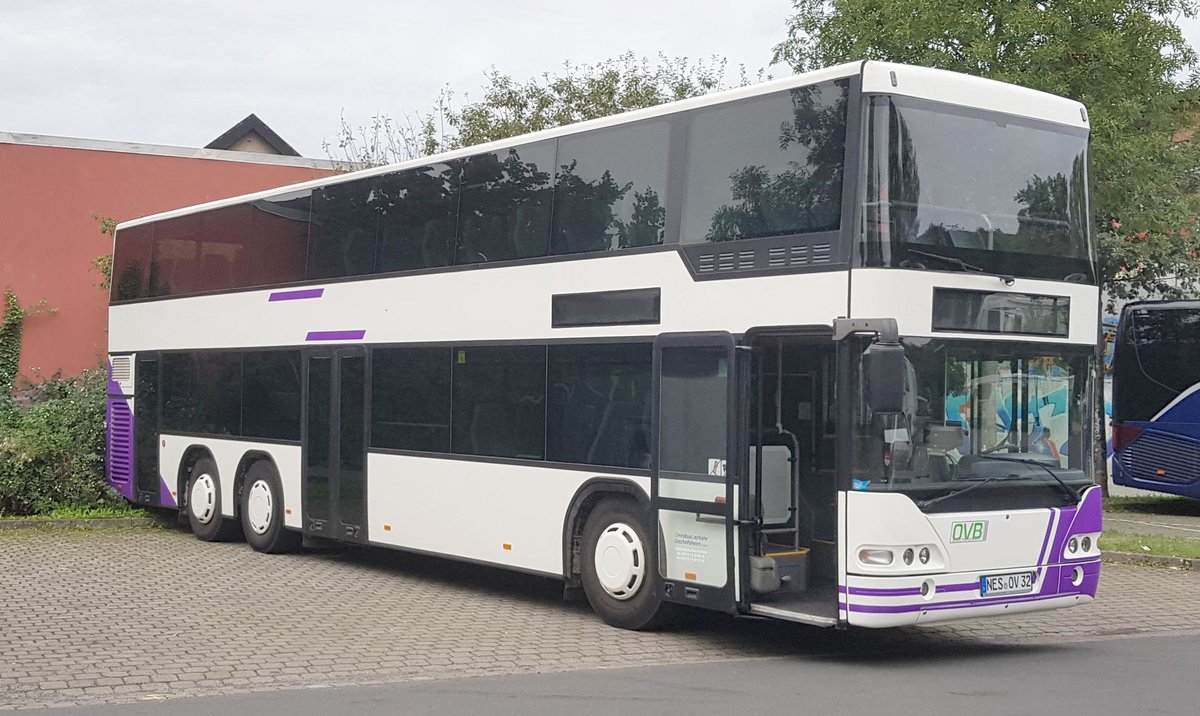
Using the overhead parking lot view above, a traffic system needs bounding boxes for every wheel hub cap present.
[190,474,216,525]
[246,479,273,535]
[593,522,645,600]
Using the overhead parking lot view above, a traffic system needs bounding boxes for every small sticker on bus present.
[852,479,871,490]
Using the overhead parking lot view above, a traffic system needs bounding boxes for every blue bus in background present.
[1111,300,1200,498]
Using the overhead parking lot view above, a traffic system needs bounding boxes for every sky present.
[6,3,1200,161]
[0,1,795,159]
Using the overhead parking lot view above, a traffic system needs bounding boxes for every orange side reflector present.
[503,543,512,551]
[171,491,177,497]
[684,572,697,581]
[285,508,293,515]
[383,524,392,531]
[714,496,727,505]
[1156,469,1167,476]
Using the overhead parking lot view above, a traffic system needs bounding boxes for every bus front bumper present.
[840,558,1100,628]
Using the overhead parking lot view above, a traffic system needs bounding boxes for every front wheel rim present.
[593,522,646,600]
[246,479,273,535]
[190,473,217,525]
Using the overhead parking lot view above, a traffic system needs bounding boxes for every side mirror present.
[864,341,906,414]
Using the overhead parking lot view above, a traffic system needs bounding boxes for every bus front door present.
[302,348,367,543]
[652,332,748,614]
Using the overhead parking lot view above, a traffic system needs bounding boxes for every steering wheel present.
[981,434,1019,455]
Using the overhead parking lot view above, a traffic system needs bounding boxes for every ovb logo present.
[951,520,988,543]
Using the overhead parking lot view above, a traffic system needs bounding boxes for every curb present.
[1102,550,1198,570]
[0,516,168,531]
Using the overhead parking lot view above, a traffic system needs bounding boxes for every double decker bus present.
[106,61,1102,630]
[1111,300,1200,498]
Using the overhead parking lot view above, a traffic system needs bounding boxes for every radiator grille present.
[1118,431,1200,486]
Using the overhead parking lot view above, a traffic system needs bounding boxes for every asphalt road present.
[37,632,1200,716]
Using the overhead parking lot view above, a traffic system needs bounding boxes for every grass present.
[1101,531,1200,560]
[1103,495,1200,517]
[0,503,150,521]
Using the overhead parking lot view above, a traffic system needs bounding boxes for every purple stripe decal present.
[306,329,366,342]
[269,288,325,302]
[159,478,177,509]
[842,581,978,597]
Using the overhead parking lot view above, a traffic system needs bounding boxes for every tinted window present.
[149,213,205,297]
[308,178,381,279]
[548,344,652,468]
[161,352,242,435]
[456,142,554,265]
[377,163,460,272]
[111,224,155,301]
[371,347,451,452]
[681,81,848,243]
[1117,308,1200,421]
[552,121,669,255]
[658,346,728,476]
[246,191,311,286]
[452,346,546,459]
[242,351,302,440]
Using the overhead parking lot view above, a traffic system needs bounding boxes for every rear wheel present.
[580,498,670,630]
[187,458,241,542]
[240,462,301,553]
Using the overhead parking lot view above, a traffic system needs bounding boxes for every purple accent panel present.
[158,477,177,509]
[105,378,136,501]
[306,329,366,342]
[1068,485,1103,534]
[843,581,977,597]
[269,288,325,302]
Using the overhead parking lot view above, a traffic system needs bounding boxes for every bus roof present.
[117,60,1088,232]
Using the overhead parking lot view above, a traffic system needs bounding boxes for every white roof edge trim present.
[860,61,1088,130]
[0,131,347,170]
[117,61,864,231]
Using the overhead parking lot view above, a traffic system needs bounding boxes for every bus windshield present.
[862,96,1093,282]
[851,338,1094,511]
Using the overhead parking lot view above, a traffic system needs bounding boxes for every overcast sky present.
[5,3,1200,160]
[0,1,793,158]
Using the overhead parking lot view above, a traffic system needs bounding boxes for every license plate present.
[980,571,1034,597]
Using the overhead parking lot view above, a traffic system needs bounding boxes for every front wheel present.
[580,498,670,630]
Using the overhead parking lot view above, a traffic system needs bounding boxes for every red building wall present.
[0,141,336,380]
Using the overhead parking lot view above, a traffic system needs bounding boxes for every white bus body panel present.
[366,452,649,576]
[159,434,302,529]
[850,268,1100,346]
[109,255,850,351]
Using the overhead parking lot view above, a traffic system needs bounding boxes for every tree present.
[774,0,1200,303]
[325,52,753,167]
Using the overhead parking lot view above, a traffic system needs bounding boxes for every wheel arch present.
[176,445,217,512]
[233,450,281,518]
[561,477,650,585]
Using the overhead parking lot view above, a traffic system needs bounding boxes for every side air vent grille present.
[106,398,134,487]
[682,233,844,279]
[111,356,132,383]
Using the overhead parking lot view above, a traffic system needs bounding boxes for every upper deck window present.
[681,79,849,244]
[862,96,1094,282]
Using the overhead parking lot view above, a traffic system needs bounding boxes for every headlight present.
[918,547,930,564]
[859,549,894,566]
[903,548,914,565]
[1068,537,1079,554]
[1081,536,1092,552]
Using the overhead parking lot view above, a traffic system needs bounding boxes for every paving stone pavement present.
[2,526,1198,710]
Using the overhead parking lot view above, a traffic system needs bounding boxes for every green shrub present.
[0,368,122,516]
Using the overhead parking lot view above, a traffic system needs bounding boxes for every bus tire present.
[186,458,241,542]
[580,498,669,630]
[240,462,301,553]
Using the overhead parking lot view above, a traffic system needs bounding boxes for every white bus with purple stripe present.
[106,60,1101,630]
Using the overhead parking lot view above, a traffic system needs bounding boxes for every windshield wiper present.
[916,474,1023,511]
[970,454,1082,503]
[903,248,1016,286]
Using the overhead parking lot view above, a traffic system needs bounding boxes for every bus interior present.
[746,333,839,619]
